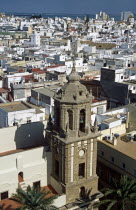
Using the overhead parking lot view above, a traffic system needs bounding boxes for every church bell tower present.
[47,63,100,206]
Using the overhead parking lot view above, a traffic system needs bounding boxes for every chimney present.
[112,136,117,146]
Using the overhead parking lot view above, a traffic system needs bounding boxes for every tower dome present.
[54,62,92,104]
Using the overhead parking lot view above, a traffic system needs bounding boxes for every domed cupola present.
[54,62,92,104]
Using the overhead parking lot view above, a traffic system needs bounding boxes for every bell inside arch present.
[79,109,85,132]
[80,115,84,123]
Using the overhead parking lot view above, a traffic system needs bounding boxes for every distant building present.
[91,99,107,115]
[31,32,41,47]
[30,86,56,116]
[100,67,136,107]
[95,11,109,21]
[121,11,134,21]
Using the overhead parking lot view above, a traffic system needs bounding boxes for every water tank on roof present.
[114,133,119,138]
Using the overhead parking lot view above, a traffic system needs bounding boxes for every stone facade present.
[46,63,100,208]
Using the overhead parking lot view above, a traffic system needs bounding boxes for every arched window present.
[67,110,73,130]
[55,160,59,178]
[18,172,24,183]
[79,109,85,132]
[80,186,85,198]
[55,107,60,130]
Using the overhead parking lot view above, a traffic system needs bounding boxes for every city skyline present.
[0,0,136,14]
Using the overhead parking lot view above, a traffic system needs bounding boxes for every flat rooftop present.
[0,146,43,157]
[103,117,120,124]
[26,102,44,114]
[0,101,32,112]
[33,87,55,97]
[99,134,136,160]
[33,85,62,97]
[122,81,136,85]
[127,67,136,71]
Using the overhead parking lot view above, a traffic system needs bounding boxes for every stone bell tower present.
[47,63,100,207]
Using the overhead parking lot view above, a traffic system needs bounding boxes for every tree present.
[97,175,136,210]
[11,185,58,210]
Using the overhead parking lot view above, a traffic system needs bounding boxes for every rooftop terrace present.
[99,133,136,160]
[0,101,32,112]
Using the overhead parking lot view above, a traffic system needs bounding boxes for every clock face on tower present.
[79,149,85,157]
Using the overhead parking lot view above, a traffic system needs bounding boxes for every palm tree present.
[97,175,136,210]
[11,185,58,210]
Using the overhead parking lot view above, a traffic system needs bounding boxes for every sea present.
[5,12,125,21]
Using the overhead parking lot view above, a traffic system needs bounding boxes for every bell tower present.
[48,63,100,206]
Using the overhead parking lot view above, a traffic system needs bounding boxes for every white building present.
[84,46,96,55]
[31,32,41,47]
[0,121,66,208]
[114,68,125,83]
[0,146,50,197]
[125,67,136,79]
[91,99,107,115]
[121,11,134,21]
[46,65,67,73]
[30,87,55,116]
[101,117,122,130]
[0,101,45,128]
[4,72,31,89]
[101,67,125,83]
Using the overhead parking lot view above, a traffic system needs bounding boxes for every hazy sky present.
[1,0,136,14]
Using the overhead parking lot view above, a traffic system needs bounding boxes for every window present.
[40,117,43,121]
[18,172,24,183]
[78,163,85,178]
[97,106,103,114]
[121,76,123,79]
[55,108,60,129]
[109,173,113,184]
[80,186,85,198]
[55,160,59,178]
[27,117,31,123]
[79,109,85,132]
[104,63,107,67]
[134,169,136,177]
[33,181,41,189]
[67,110,73,130]
[111,157,114,163]
[13,122,18,126]
[122,163,126,169]
[101,151,104,157]
[1,191,8,200]
[79,91,82,96]
[99,166,104,178]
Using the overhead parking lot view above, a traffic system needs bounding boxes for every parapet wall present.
[0,120,47,153]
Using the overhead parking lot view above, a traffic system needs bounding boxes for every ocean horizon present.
[4,12,128,21]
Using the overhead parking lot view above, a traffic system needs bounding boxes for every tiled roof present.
[0,88,9,93]
[47,65,65,68]
[0,185,57,210]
